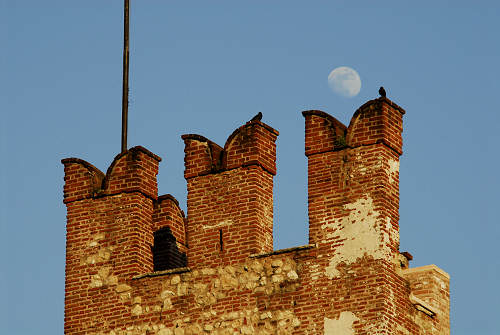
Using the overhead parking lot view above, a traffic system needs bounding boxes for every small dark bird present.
[378,86,386,98]
[250,112,263,122]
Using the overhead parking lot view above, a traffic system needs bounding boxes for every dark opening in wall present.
[219,229,223,251]
[152,226,187,271]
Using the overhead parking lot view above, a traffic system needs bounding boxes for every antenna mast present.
[121,0,130,153]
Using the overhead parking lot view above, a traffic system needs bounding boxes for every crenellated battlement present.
[303,97,405,157]
[182,119,279,179]
[62,146,161,203]
[62,98,450,335]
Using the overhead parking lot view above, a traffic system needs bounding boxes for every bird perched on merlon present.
[250,112,262,122]
[378,86,386,98]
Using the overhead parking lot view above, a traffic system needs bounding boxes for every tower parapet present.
[303,97,404,266]
[182,120,278,268]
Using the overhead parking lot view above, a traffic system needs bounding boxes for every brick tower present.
[62,97,450,334]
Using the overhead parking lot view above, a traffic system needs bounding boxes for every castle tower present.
[61,98,449,335]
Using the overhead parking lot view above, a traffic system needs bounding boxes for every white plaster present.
[89,278,103,288]
[324,195,392,278]
[87,233,105,247]
[287,270,298,280]
[387,158,400,184]
[324,311,359,335]
[203,219,233,229]
[83,246,113,265]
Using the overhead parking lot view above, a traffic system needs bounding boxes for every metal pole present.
[121,0,130,153]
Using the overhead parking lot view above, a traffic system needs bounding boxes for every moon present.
[328,66,361,98]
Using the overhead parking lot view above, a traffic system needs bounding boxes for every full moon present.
[328,66,361,98]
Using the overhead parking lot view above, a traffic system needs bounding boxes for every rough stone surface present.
[62,98,450,334]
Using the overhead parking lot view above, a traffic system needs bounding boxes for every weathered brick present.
[62,98,449,335]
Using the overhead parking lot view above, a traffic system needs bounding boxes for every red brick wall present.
[182,120,278,268]
[61,99,450,335]
[303,98,403,258]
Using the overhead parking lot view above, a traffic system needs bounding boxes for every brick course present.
[62,98,450,334]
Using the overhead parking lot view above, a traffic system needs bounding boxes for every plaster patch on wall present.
[263,202,274,248]
[88,232,106,247]
[351,151,384,177]
[324,311,359,335]
[82,233,114,265]
[324,196,391,278]
[82,246,114,265]
[203,219,234,229]
[89,267,118,288]
[387,158,399,184]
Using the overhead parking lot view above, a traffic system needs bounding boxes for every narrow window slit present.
[219,229,223,251]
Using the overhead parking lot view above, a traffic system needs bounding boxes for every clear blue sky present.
[2,1,499,334]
